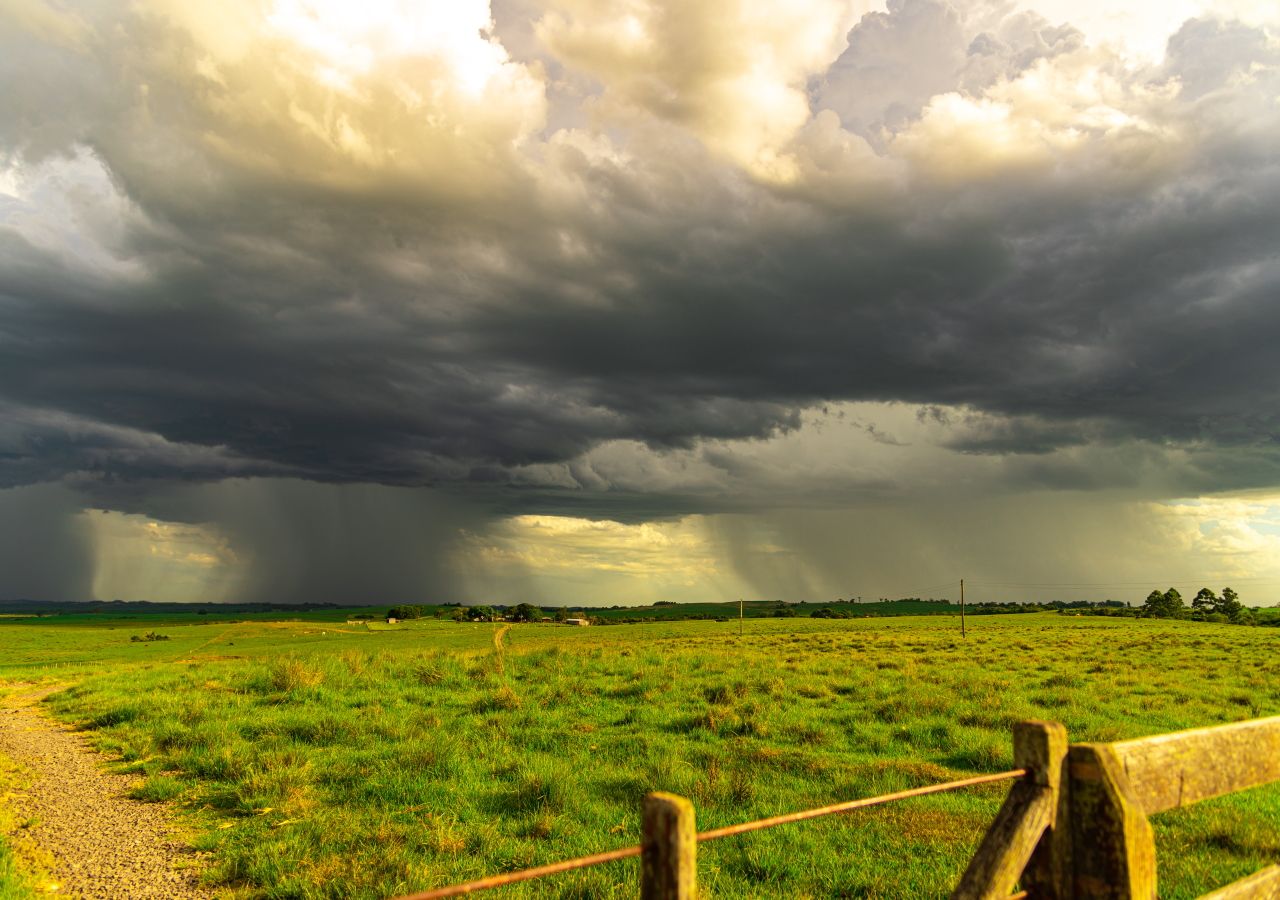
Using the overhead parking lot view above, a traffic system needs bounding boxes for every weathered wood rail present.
[393,715,1280,900]
[955,715,1280,900]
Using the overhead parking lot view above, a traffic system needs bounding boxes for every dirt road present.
[0,685,214,899]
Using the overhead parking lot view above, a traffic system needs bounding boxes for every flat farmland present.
[1,613,1278,898]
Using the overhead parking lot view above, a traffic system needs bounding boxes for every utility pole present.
[739,598,744,637]
[960,578,966,637]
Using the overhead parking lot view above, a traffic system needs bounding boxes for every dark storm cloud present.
[939,415,1092,456]
[482,135,1280,461]
[2,0,1280,523]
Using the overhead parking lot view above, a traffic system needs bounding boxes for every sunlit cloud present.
[266,0,510,95]
[82,510,239,603]
[1152,496,1280,577]
[465,514,719,576]
[536,0,865,177]
[0,147,151,282]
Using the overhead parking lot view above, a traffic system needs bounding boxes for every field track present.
[0,685,211,899]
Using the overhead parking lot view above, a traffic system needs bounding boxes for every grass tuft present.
[268,657,324,692]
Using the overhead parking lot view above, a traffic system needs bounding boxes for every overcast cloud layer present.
[2,0,1279,603]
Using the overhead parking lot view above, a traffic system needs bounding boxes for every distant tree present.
[553,607,569,622]
[1142,590,1162,616]
[465,605,495,622]
[1219,586,1244,620]
[1192,588,1219,618]
[1186,586,1247,623]
[1142,588,1185,619]
[511,603,543,622]
[387,605,424,620]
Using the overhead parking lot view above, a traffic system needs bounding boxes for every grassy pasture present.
[1,613,1278,898]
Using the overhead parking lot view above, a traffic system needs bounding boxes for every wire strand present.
[393,846,642,900]
[391,769,1027,899]
[696,769,1025,841]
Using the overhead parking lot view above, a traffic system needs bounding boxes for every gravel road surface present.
[0,685,214,899]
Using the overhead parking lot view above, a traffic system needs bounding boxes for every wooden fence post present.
[1018,720,1068,899]
[1066,744,1156,900]
[642,792,696,900]
[952,720,1065,900]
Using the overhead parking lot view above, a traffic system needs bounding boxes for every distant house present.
[565,617,590,626]
[386,617,398,625]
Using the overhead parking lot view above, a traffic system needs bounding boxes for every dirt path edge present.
[0,683,215,900]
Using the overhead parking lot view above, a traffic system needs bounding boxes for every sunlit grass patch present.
[0,836,36,900]
[0,754,46,900]
[129,775,188,803]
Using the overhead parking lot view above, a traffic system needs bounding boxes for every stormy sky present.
[3,0,1280,606]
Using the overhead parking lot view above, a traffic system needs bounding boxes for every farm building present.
[565,617,590,626]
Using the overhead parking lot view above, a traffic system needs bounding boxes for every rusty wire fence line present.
[393,768,1028,900]
[695,768,1026,842]
[395,846,642,900]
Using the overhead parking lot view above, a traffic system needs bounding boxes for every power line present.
[845,579,957,600]
[967,578,1280,588]
[835,575,1280,603]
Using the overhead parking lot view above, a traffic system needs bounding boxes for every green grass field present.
[1,613,1278,898]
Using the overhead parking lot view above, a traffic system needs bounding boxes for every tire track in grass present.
[493,624,511,676]
[174,624,244,664]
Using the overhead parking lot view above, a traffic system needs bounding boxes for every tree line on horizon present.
[385,592,1277,627]
[1140,586,1254,624]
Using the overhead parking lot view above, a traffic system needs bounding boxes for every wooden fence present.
[955,715,1280,900]
[395,715,1280,900]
